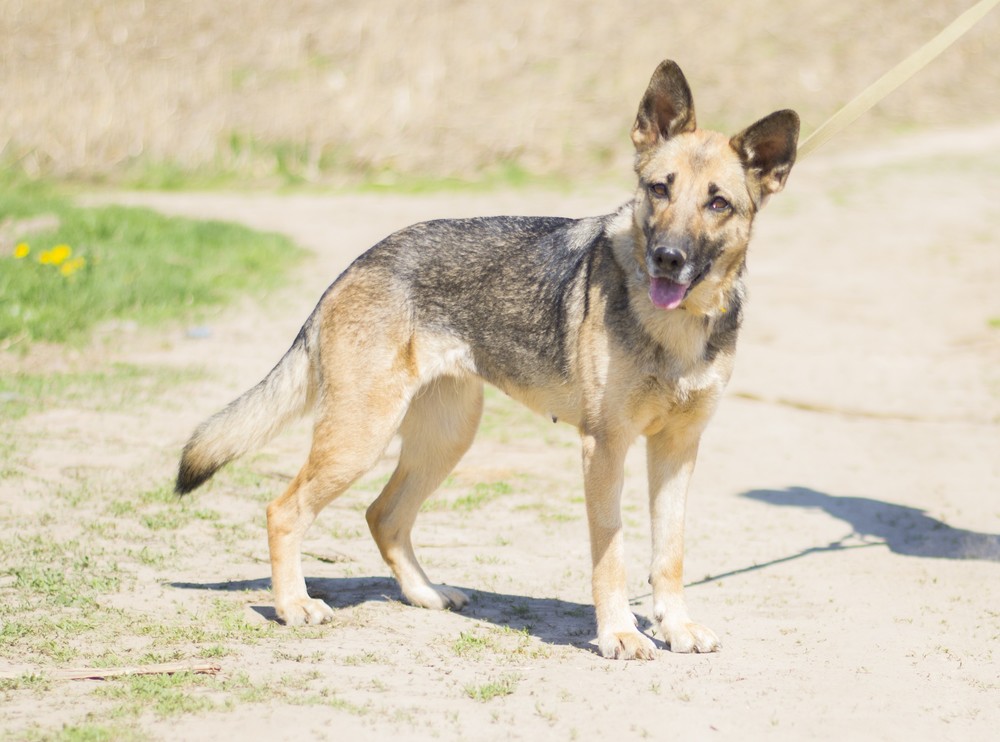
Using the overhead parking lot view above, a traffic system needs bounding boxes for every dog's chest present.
[631,353,731,436]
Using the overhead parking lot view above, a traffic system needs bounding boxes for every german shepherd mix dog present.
[177,60,798,660]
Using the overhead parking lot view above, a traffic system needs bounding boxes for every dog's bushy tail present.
[176,329,316,494]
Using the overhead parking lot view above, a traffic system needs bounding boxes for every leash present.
[797,0,1000,159]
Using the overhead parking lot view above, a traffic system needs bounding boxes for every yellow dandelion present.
[14,243,30,259]
[60,256,87,277]
[39,244,72,266]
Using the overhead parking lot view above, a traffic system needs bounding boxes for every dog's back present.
[347,213,614,387]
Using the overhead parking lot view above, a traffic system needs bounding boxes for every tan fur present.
[177,60,797,660]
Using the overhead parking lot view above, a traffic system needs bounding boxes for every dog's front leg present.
[646,429,720,653]
[582,432,656,660]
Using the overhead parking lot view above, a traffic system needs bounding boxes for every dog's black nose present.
[652,246,686,273]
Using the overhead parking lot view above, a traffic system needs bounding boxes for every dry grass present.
[2,0,998,186]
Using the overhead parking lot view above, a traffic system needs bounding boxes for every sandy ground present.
[2,123,999,740]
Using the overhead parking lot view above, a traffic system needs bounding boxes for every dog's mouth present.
[648,262,712,310]
[648,277,689,310]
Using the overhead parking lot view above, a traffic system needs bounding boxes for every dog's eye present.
[708,196,731,212]
[649,183,670,198]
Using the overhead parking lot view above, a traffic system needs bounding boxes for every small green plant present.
[464,674,520,702]
[199,645,230,659]
[452,631,497,657]
[342,650,383,666]
[451,481,513,511]
[422,479,514,512]
[0,671,50,692]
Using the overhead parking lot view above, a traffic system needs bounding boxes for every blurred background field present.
[1,0,998,189]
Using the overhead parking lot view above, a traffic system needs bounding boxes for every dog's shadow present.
[742,486,1000,562]
[171,486,998,648]
[170,575,631,652]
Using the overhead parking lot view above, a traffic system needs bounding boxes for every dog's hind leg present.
[267,400,407,625]
[366,375,483,610]
[267,460,348,626]
[266,335,417,626]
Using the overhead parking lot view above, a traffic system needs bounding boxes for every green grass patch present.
[422,480,513,513]
[0,672,51,693]
[12,563,121,608]
[0,615,97,663]
[450,481,513,511]
[1,535,124,611]
[0,176,304,346]
[452,626,548,661]
[351,157,573,195]
[22,723,146,742]
[112,136,573,193]
[94,672,217,718]
[0,363,206,419]
[105,482,222,533]
[0,438,17,478]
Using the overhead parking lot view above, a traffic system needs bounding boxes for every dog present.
[176,60,798,660]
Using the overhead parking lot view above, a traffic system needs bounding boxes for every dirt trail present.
[3,124,999,740]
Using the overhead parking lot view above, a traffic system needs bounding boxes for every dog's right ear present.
[631,60,697,153]
[730,109,800,207]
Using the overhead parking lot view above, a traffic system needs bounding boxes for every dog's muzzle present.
[646,246,712,311]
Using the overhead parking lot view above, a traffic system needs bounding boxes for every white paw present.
[402,583,469,611]
[598,629,657,660]
[662,621,720,653]
[276,596,335,626]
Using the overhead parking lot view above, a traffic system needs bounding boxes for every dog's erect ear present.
[730,110,800,207]
[631,60,697,153]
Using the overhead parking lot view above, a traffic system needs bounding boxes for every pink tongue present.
[649,277,689,310]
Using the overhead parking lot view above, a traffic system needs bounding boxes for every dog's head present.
[630,60,799,312]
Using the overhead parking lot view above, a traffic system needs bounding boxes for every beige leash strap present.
[797,0,1000,159]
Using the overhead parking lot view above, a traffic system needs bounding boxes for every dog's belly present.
[411,327,583,426]
[498,382,583,428]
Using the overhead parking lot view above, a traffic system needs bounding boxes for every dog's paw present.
[276,597,335,626]
[403,583,469,611]
[598,629,657,660]
[662,621,720,653]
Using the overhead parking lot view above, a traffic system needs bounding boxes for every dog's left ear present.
[730,110,800,207]
[631,60,697,154]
